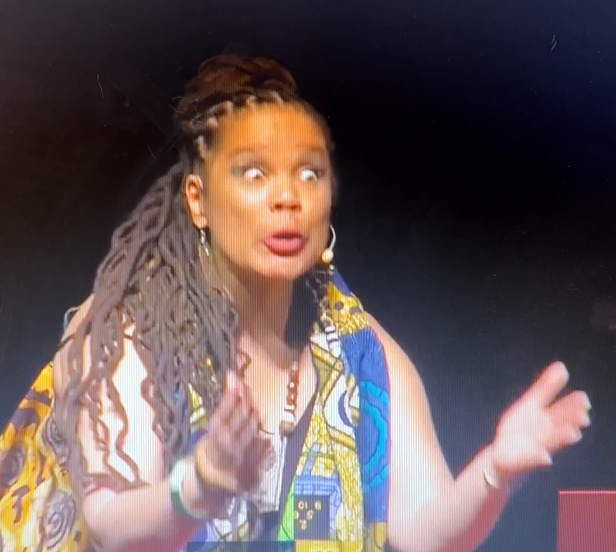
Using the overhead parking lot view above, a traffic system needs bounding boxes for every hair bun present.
[196,54,298,96]
[175,54,299,129]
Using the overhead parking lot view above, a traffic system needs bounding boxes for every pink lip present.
[264,232,306,256]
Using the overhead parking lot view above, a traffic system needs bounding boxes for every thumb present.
[509,449,553,477]
[532,449,553,469]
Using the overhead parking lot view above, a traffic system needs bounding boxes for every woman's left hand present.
[489,361,592,487]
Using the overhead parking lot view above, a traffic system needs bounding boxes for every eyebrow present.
[227,145,328,160]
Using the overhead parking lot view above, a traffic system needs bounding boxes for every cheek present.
[207,203,267,263]
[317,192,333,231]
[310,192,332,247]
[313,221,331,256]
[206,185,259,229]
[310,183,333,215]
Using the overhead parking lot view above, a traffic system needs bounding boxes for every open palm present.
[491,362,592,482]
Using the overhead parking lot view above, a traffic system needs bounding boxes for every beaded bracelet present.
[169,456,211,521]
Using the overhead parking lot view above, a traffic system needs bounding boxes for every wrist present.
[188,452,234,519]
[170,456,211,521]
[483,445,511,495]
[170,455,231,522]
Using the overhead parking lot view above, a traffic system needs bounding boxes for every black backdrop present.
[1,1,615,551]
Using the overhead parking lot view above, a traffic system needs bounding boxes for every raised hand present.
[193,370,271,498]
[490,362,592,485]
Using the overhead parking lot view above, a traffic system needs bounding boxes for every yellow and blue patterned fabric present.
[0,268,391,552]
[187,269,391,552]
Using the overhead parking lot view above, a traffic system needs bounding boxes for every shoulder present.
[364,312,454,539]
[52,295,94,395]
[52,295,141,396]
[62,295,95,338]
[364,312,437,444]
[364,312,425,395]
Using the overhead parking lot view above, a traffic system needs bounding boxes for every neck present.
[236,279,294,342]
[210,252,298,365]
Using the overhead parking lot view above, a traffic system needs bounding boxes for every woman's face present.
[187,102,333,283]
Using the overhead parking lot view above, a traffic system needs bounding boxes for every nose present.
[270,176,301,212]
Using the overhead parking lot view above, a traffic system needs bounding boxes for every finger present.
[228,393,251,436]
[194,436,239,493]
[215,426,240,467]
[524,362,570,407]
[222,370,250,426]
[197,430,244,492]
[549,391,592,429]
[227,368,239,393]
[561,425,584,447]
[236,410,260,451]
[210,372,239,427]
[253,435,274,467]
[545,424,584,453]
[218,393,240,431]
[235,374,255,412]
[228,375,258,435]
[242,434,272,490]
[236,417,263,490]
[248,433,271,459]
[530,448,553,469]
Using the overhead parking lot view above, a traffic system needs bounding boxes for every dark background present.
[1,1,615,551]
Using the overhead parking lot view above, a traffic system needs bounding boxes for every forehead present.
[214,103,328,156]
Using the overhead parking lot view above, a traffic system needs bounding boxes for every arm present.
[391,442,508,552]
[370,314,507,552]
[372,314,590,552]
[53,300,220,552]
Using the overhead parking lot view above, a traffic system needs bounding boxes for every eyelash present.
[307,168,327,179]
[234,166,326,180]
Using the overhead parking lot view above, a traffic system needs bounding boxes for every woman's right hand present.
[193,370,270,504]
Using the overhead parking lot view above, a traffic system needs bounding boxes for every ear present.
[184,173,208,229]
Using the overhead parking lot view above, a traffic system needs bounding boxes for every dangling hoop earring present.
[321,225,336,264]
[199,227,211,258]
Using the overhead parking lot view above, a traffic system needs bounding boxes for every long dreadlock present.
[55,54,337,502]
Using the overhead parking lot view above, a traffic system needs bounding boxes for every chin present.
[259,267,310,283]
[257,254,317,282]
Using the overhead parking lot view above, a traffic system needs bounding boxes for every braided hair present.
[57,54,337,498]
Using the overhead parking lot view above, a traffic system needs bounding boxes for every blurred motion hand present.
[490,362,591,487]
[193,370,271,504]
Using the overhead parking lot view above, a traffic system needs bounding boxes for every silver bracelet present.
[482,465,508,493]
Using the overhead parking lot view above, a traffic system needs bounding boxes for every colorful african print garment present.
[0,269,391,552]
[0,364,84,552]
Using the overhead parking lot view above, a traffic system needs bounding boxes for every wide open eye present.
[300,168,321,182]
[233,165,265,181]
[244,167,265,181]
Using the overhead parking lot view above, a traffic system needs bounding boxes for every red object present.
[558,490,616,552]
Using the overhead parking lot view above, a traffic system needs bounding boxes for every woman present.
[0,54,591,552]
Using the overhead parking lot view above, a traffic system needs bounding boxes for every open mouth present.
[264,233,307,256]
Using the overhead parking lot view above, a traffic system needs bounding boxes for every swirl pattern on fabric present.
[0,364,88,552]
